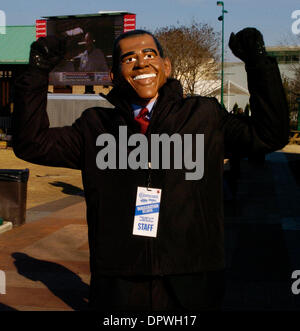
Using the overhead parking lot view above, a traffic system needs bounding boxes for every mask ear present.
[163,57,172,78]
[109,70,114,83]
[110,70,120,87]
[110,70,125,88]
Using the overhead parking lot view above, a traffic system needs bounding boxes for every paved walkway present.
[0,150,300,311]
[0,197,89,311]
[223,151,300,310]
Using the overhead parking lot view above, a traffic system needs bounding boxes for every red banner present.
[36,19,47,40]
[123,14,136,32]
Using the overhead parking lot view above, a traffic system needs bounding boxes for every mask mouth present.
[133,73,157,81]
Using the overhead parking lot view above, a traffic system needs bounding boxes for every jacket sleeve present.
[12,69,83,169]
[219,56,289,156]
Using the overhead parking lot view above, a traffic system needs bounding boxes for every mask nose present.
[135,54,147,68]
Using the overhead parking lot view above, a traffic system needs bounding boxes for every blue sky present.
[1,0,300,61]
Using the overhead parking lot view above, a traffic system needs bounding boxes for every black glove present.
[29,36,66,72]
[229,28,267,64]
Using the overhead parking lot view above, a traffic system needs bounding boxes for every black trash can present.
[0,169,29,227]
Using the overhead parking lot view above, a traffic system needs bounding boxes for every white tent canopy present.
[204,80,249,96]
[202,80,250,110]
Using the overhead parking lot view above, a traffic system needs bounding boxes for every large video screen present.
[42,13,135,86]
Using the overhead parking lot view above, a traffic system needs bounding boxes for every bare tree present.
[281,72,300,129]
[276,36,300,127]
[154,21,220,96]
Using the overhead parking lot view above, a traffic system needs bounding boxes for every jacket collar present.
[100,78,184,133]
[102,78,183,113]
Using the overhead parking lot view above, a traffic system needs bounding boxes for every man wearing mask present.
[12,28,289,311]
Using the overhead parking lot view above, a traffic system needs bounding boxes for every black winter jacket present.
[12,56,289,279]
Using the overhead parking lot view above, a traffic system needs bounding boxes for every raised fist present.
[29,36,66,72]
[229,28,267,64]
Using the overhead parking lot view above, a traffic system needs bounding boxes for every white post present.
[227,80,230,111]
[0,270,6,294]
[0,10,6,35]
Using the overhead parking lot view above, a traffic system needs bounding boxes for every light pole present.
[217,1,228,108]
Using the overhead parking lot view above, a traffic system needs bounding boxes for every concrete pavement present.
[0,197,89,311]
[223,151,300,310]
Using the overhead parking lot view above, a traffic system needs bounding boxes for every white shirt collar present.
[132,99,156,119]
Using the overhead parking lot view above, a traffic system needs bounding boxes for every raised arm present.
[220,28,289,155]
[12,37,83,169]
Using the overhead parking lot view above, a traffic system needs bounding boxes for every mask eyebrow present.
[120,48,158,61]
[142,48,158,55]
[120,51,135,61]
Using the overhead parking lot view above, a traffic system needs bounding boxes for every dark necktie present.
[134,107,149,134]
